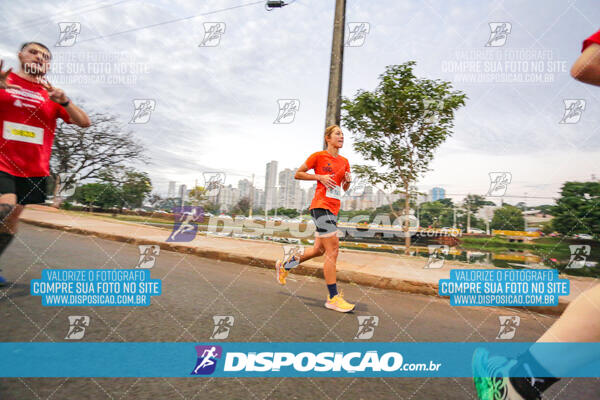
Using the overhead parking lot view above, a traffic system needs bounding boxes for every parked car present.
[574,233,594,240]
[468,228,486,234]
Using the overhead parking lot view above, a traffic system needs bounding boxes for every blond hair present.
[324,125,341,143]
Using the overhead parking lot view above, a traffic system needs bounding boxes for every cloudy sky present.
[1,0,599,205]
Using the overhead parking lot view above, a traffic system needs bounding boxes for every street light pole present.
[249,173,254,219]
[453,207,457,228]
[323,0,346,149]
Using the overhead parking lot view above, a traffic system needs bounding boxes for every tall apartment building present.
[278,168,302,210]
[167,181,176,198]
[238,178,252,198]
[264,161,278,211]
[217,185,241,212]
[430,187,445,202]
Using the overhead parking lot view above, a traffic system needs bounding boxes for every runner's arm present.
[571,43,600,86]
[342,169,351,191]
[295,163,336,188]
[342,178,350,191]
[64,102,91,127]
[43,81,91,127]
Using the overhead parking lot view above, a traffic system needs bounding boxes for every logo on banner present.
[210,316,234,340]
[282,245,304,269]
[344,177,368,197]
[485,22,511,47]
[65,315,90,340]
[129,99,156,124]
[425,245,449,269]
[496,316,520,339]
[192,345,223,375]
[167,206,204,242]
[346,22,370,47]
[137,245,160,268]
[56,22,81,47]
[354,316,379,339]
[203,172,226,198]
[423,99,444,124]
[487,172,512,197]
[274,99,300,124]
[566,245,591,269]
[57,172,80,197]
[559,99,586,124]
[199,22,226,47]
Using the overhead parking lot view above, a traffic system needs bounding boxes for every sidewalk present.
[21,205,598,316]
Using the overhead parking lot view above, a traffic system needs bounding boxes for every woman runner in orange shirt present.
[276,125,355,312]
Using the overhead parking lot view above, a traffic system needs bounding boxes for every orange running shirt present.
[305,150,350,215]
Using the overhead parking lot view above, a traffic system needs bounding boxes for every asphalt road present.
[0,224,597,399]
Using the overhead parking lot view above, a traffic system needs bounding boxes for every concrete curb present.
[21,217,567,316]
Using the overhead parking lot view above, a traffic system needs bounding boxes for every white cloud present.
[1,0,599,204]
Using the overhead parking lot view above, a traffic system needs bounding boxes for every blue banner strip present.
[1,343,600,378]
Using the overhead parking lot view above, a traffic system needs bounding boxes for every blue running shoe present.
[472,348,538,400]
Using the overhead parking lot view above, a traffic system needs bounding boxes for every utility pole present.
[453,207,457,228]
[194,179,198,206]
[523,192,527,231]
[323,0,346,149]
[249,174,254,219]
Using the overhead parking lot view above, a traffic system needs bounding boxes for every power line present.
[0,0,134,35]
[445,193,556,200]
[78,0,265,43]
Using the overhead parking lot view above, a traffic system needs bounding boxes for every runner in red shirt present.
[275,125,355,312]
[0,42,90,286]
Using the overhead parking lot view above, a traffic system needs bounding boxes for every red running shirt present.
[582,29,600,52]
[0,73,71,177]
[305,150,350,216]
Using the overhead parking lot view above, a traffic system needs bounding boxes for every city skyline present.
[161,159,555,212]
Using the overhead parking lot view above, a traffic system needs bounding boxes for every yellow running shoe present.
[275,259,289,285]
[325,291,355,312]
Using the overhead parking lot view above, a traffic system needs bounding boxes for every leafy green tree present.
[515,201,527,210]
[537,205,554,216]
[438,198,454,208]
[552,182,600,236]
[541,220,555,235]
[203,202,221,214]
[73,183,121,210]
[147,193,163,208]
[342,62,466,253]
[98,168,152,210]
[266,208,297,218]
[491,205,525,231]
[419,201,453,228]
[188,186,207,205]
[463,194,487,232]
[50,111,147,207]
[233,197,251,215]
[121,171,152,209]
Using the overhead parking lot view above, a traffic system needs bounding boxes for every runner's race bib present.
[3,121,44,145]
[326,185,342,200]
